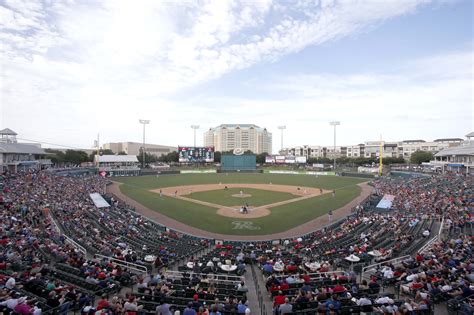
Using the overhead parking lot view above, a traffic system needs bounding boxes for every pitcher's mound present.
[217,207,270,218]
[231,194,252,198]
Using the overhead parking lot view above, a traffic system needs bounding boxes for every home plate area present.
[151,183,329,219]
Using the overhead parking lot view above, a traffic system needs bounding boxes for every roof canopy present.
[0,128,18,136]
[435,144,474,157]
[465,132,474,138]
[0,143,45,154]
[89,193,110,208]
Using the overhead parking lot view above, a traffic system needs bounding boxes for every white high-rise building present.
[204,124,272,154]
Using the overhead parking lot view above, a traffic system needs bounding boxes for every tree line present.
[44,148,433,166]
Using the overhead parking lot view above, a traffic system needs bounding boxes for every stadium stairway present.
[243,265,262,314]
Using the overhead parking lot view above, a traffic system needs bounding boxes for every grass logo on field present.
[231,221,261,230]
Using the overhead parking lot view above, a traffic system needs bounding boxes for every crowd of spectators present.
[1,169,472,314]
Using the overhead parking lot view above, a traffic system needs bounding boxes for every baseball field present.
[112,173,369,237]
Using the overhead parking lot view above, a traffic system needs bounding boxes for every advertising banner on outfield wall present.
[265,156,274,163]
[180,170,217,174]
[295,156,307,163]
[275,156,286,164]
[265,170,335,175]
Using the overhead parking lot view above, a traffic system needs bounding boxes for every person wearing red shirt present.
[270,283,280,293]
[97,294,110,310]
[274,291,286,308]
[332,283,346,294]
[279,282,289,291]
[97,271,107,280]
[302,274,311,283]
[411,280,424,290]
[287,264,297,273]
[416,253,423,262]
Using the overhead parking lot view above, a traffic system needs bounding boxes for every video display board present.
[178,146,214,162]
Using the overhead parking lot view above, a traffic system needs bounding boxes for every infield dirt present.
[150,184,329,218]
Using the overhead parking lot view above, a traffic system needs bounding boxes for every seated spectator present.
[278,297,293,314]
[237,281,248,293]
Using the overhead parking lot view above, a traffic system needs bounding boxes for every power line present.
[15,137,86,150]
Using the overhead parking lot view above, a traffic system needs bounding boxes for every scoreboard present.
[178,146,214,163]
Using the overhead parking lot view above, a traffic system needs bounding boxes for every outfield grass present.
[116,174,366,236]
[115,173,364,190]
[187,187,297,207]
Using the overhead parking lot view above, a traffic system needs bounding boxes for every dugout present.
[220,154,257,172]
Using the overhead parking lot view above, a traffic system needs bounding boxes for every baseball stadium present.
[1,145,472,315]
[2,1,473,314]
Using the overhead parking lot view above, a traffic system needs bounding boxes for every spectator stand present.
[47,207,87,257]
[93,254,149,276]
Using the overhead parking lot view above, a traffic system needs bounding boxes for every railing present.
[93,253,148,275]
[361,255,410,281]
[251,263,267,315]
[270,270,347,282]
[48,210,87,256]
[164,270,242,284]
[64,236,87,256]
[419,235,439,254]
[418,216,445,254]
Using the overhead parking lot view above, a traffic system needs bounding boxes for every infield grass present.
[186,187,297,207]
[115,174,366,236]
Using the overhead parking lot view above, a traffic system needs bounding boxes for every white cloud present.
[1,0,470,151]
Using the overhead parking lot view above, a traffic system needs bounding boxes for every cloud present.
[186,50,473,148]
[1,0,468,150]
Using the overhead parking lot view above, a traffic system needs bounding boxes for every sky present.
[1,0,473,153]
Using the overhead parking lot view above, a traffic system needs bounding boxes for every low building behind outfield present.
[431,140,474,174]
[103,142,176,157]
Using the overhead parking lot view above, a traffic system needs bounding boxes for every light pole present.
[139,119,150,168]
[278,126,286,153]
[329,121,340,171]
[191,125,200,147]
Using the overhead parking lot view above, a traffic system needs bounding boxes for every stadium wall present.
[220,154,256,171]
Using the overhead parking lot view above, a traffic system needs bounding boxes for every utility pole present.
[329,121,340,172]
[139,119,150,168]
[278,126,286,153]
[191,125,200,147]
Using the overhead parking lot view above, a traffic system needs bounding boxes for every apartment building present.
[204,124,272,154]
[283,137,464,161]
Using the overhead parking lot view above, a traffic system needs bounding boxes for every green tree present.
[100,149,114,155]
[382,157,405,165]
[165,151,179,163]
[214,151,221,163]
[45,149,65,165]
[64,150,89,165]
[117,151,127,155]
[138,152,159,164]
[410,150,434,165]
[256,153,268,164]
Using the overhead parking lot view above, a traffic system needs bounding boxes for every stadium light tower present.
[278,126,286,152]
[191,125,200,147]
[139,119,150,168]
[329,121,340,172]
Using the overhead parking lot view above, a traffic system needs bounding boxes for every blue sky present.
[1,0,472,152]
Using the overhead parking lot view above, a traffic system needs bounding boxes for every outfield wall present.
[221,154,256,171]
